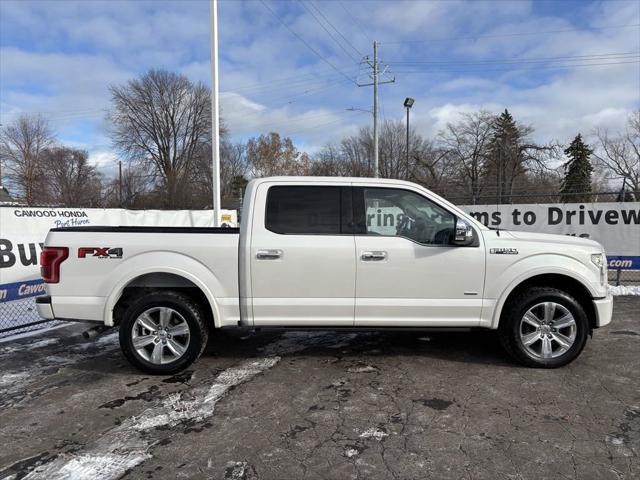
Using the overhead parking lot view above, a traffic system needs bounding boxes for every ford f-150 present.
[37,177,613,373]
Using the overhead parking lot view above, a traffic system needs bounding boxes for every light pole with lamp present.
[403,97,414,179]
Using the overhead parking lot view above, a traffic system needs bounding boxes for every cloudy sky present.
[1,0,638,176]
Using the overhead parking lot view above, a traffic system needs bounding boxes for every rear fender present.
[103,251,224,328]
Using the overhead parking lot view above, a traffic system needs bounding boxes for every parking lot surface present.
[1,296,638,480]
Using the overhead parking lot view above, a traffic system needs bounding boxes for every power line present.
[222,66,357,94]
[387,52,639,66]
[298,0,360,63]
[259,0,357,85]
[338,1,370,45]
[380,23,640,45]
[306,1,364,58]
[393,59,640,74]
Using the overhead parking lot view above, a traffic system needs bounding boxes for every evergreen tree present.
[486,109,525,204]
[560,134,593,203]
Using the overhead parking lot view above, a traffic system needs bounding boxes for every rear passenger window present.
[266,186,341,234]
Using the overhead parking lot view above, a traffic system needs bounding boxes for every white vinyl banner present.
[0,207,237,303]
[459,202,640,270]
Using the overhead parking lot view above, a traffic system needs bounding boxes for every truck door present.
[249,182,356,326]
[352,185,485,326]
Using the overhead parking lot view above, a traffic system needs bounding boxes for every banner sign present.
[0,207,237,303]
[459,202,640,270]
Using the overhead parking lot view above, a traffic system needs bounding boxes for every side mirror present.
[451,219,475,246]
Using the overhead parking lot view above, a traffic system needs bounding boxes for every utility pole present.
[118,161,123,208]
[210,0,221,227]
[358,41,394,178]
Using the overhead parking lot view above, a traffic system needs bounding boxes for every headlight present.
[591,253,607,286]
[591,253,605,268]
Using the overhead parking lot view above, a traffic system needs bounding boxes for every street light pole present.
[373,41,379,178]
[210,0,221,227]
[403,97,414,180]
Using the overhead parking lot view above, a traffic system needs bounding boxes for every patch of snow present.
[347,365,378,373]
[28,453,151,480]
[606,435,625,446]
[24,356,281,480]
[0,371,30,388]
[130,357,279,431]
[610,285,640,296]
[344,448,359,458]
[225,461,253,480]
[359,427,389,441]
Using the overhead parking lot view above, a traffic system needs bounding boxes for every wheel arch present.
[493,273,597,330]
[107,269,220,329]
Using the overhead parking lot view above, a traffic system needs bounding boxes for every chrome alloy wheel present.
[131,307,191,364]
[519,302,577,359]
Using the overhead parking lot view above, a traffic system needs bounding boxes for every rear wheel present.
[499,287,589,368]
[119,290,209,374]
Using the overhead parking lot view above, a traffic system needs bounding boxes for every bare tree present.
[0,114,55,205]
[309,144,352,176]
[40,147,102,207]
[102,162,155,208]
[594,111,640,195]
[247,132,310,177]
[192,140,248,207]
[411,142,452,195]
[438,111,493,203]
[108,69,212,208]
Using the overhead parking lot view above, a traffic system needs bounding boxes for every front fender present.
[102,251,225,328]
[486,253,600,329]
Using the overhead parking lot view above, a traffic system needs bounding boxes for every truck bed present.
[43,226,241,326]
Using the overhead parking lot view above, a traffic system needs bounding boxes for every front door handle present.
[256,249,283,260]
[361,251,387,261]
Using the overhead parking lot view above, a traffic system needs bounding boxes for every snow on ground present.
[359,427,389,441]
[20,331,362,480]
[610,285,640,296]
[23,357,282,480]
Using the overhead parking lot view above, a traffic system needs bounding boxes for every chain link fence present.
[0,298,60,338]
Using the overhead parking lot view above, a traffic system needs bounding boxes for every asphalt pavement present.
[1,297,638,480]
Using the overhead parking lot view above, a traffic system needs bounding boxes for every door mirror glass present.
[452,219,475,246]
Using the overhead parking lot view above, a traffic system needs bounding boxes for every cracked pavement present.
[0,296,638,480]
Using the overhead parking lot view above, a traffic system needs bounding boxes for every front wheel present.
[499,287,589,368]
[119,290,209,374]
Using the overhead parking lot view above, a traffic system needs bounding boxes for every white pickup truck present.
[37,177,613,373]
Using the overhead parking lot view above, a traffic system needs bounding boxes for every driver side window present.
[362,188,456,245]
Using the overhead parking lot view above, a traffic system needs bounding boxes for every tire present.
[119,290,209,374]
[498,287,589,368]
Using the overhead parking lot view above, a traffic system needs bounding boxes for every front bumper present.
[593,292,613,327]
[36,295,55,320]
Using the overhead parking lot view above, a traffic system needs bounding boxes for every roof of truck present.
[251,176,422,186]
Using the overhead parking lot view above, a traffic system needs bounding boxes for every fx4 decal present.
[78,247,123,259]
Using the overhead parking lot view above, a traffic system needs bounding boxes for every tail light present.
[40,247,69,283]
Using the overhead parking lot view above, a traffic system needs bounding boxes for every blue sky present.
[1,0,639,177]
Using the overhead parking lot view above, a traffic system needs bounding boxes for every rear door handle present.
[256,249,283,260]
[361,251,387,261]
